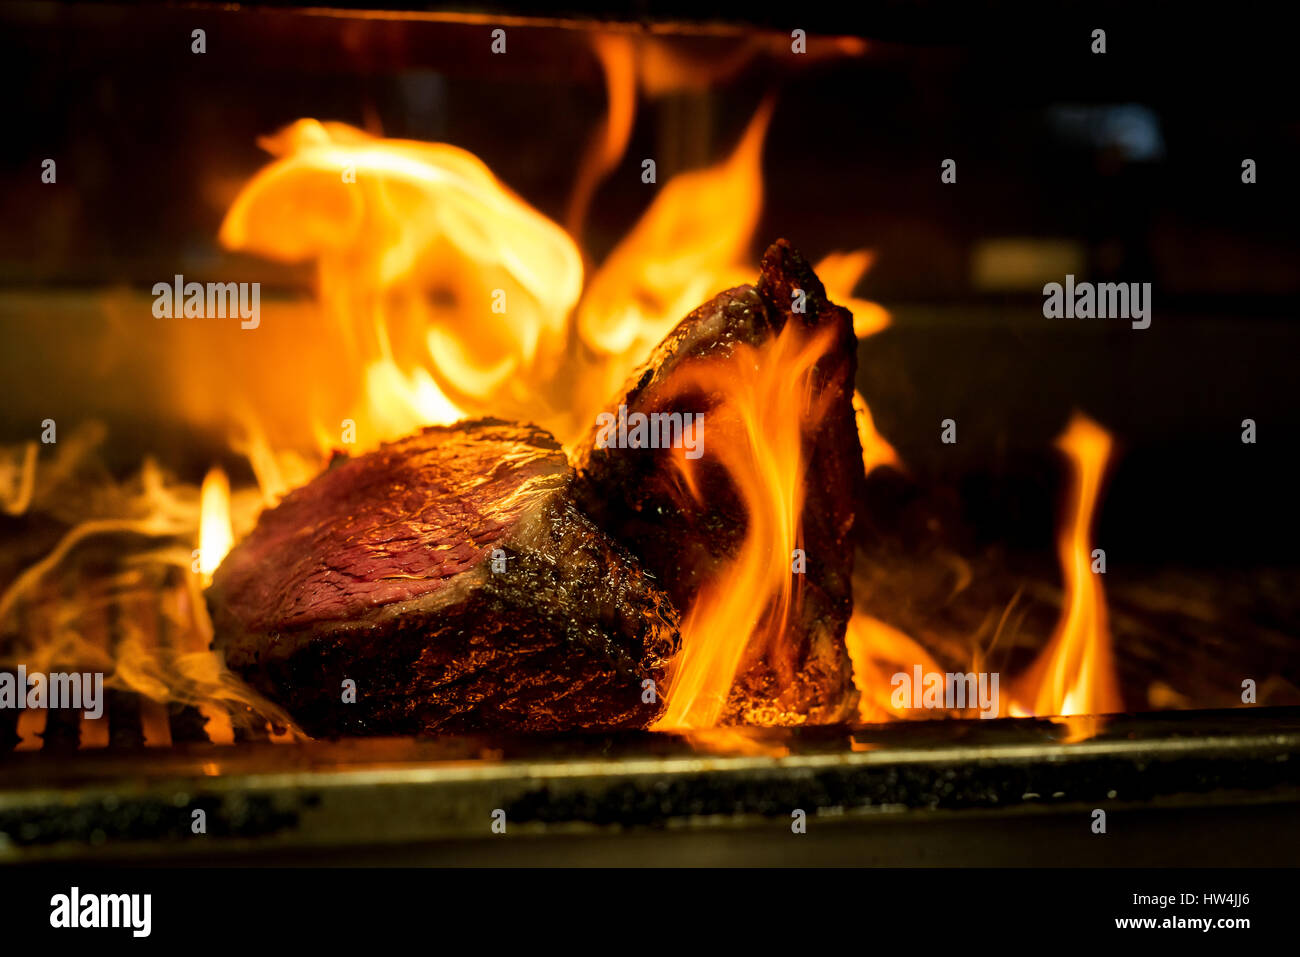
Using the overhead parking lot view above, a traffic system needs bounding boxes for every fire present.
[653,321,841,729]
[844,413,1122,732]
[0,436,300,741]
[1011,413,1122,723]
[1,51,940,742]
[845,613,941,722]
[853,390,900,474]
[218,118,584,449]
[198,467,234,584]
[572,100,773,426]
[3,69,1135,742]
[215,95,886,466]
[566,33,637,237]
[563,94,892,728]
[814,250,890,339]
[211,99,895,732]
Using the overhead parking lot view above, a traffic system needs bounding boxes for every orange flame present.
[845,414,1121,734]
[1011,413,1122,724]
[206,99,1126,736]
[845,613,942,722]
[219,118,584,449]
[216,99,889,463]
[566,34,638,237]
[853,390,900,474]
[575,101,772,384]
[6,58,912,739]
[0,437,301,740]
[197,466,233,584]
[652,321,840,729]
[815,250,890,339]
[212,102,895,732]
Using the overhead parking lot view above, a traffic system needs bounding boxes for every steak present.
[208,419,679,736]
[572,240,864,725]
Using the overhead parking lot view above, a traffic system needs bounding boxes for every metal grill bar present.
[1,707,1298,864]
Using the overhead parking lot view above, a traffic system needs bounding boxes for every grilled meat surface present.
[208,419,679,736]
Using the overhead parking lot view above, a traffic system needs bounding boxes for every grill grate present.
[0,683,287,754]
[0,532,299,753]
[2,707,1299,865]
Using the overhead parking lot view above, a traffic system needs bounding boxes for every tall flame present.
[576,100,770,362]
[653,321,840,729]
[566,34,638,237]
[215,101,885,462]
[845,413,1122,732]
[1011,413,1122,721]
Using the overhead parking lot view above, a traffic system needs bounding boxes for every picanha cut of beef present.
[572,240,864,724]
[208,419,679,736]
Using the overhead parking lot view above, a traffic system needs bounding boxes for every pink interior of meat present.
[212,424,567,632]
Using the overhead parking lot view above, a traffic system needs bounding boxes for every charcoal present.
[208,419,679,736]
